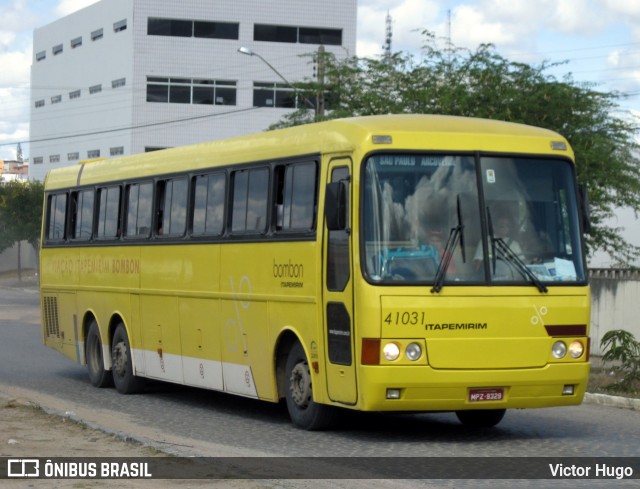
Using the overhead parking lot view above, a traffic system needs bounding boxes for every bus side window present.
[46,192,68,242]
[125,182,152,238]
[274,161,317,232]
[156,177,188,237]
[192,173,225,236]
[96,186,121,239]
[231,167,269,234]
[71,189,95,241]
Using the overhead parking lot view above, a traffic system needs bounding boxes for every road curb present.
[583,392,640,411]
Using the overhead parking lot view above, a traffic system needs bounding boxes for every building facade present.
[29,0,357,181]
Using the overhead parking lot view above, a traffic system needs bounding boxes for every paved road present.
[1,285,639,486]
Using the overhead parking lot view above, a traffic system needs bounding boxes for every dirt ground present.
[0,396,278,489]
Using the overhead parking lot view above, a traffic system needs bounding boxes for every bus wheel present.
[456,409,506,428]
[285,342,336,430]
[85,320,113,388]
[111,323,144,394]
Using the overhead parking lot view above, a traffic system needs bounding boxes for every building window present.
[52,44,63,55]
[147,18,239,40]
[69,90,81,100]
[68,152,79,161]
[254,24,342,46]
[49,154,60,163]
[253,82,296,108]
[87,149,100,158]
[71,37,82,48]
[145,147,168,152]
[194,21,238,39]
[33,157,44,164]
[146,77,236,105]
[91,29,103,41]
[148,18,192,37]
[89,84,102,94]
[110,146,124,156]
[35,100,45,108]
[51,95,62,104]
[113,19,127,32]
[112,78,126,89]
[36,51,46,61]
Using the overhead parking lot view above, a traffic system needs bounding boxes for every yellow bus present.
[40,114,591,430]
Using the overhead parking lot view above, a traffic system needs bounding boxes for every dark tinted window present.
[299,27,342,45]
[277,162,317,231]
[125,182,153,238]
[194,21,239,39]
[72,190,94,240]
[192,173,225,235]
[96,186,121,239]
[148,18,192,37]
[158,178,188,237]
[47,193,67,241]
[254,24,297,43]
[232,168,268,233]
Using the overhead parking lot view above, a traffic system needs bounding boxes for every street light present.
[238,46,315,111]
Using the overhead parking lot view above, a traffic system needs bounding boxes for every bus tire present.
[85,320,113,388]
[111,323,144,394]
[285,342,337,430]
[456,409,506,428]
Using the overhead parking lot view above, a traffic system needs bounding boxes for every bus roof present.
[44,114,573,190]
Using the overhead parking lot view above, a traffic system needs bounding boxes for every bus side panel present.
[41,291,79,363]
[179,296,223,390]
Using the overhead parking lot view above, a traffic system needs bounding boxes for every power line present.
[0,106,263,147]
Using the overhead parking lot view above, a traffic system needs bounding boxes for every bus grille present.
[42,296,60,338]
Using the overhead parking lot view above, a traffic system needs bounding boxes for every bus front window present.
[363,154,586,286]
[478,157,586,284]
[363,154,481,284]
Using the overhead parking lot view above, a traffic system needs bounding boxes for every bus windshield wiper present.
[493,238,548,293]
[431,195,466,294]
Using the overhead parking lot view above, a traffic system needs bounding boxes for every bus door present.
[323,159,357,404]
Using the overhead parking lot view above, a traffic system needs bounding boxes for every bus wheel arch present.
[284,341,337,430]
[84,315,113,388]
[110,320,144,394]
[274,330,299,400]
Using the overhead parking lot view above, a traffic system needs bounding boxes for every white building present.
[29,0,357,181]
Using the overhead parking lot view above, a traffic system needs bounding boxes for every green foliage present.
[275,32,640,264]
[0,180,45,253]
[600,329,640,392]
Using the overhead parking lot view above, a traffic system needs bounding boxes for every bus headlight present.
[552,341,567,359]
[569,341,584,359]
[382,342,401,361]
[405,342,422,361]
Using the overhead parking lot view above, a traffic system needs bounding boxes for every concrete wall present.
[0,241,38,273]
[589,268,640,356]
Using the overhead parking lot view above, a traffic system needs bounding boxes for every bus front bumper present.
[352,362,590,412]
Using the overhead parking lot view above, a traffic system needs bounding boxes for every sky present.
[0,0,639,264]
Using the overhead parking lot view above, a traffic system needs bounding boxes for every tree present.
[274,33,640,265]
[0,180,45,280]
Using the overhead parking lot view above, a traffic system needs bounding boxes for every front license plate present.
[468,388,504,402]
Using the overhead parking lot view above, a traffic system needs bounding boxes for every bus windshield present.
[363,154,586,286]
